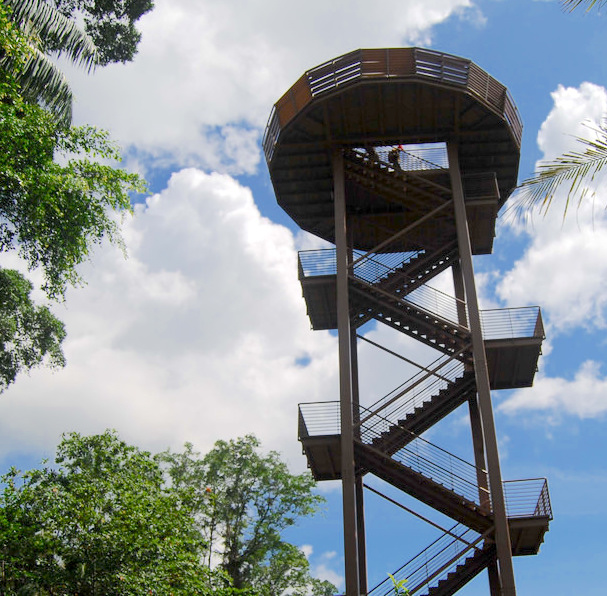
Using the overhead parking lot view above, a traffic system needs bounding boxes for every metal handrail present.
[358,407,486,504]
[360,352,468,430]
[298,248,421,283]
[298,248,544,342]
[263,47,523,164]
[298,402,553,522]
[299,401,485,503]
[481,306,544,340]
[367,524,485,596]
[503,478,552,519]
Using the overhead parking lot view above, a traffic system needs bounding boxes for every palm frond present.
[4,0,98,71]
[14,46,73,125]
[561,0,606,12]
[515,123,607,218]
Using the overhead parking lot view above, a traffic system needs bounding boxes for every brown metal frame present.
[267,47,551,596]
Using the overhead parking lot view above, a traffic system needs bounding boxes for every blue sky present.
[2,0,607,594]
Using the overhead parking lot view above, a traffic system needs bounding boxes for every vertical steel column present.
[350,329,368,596]
[447,142,516,596]
[334,149,360,596]
[453,262,491,514]
[488,559,503,596]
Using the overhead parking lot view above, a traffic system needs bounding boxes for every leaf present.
[512,121,607,220]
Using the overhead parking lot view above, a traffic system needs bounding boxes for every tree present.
[0,9,145,390]
[0,431,240,595]
[0,432,330,595]
[515,0,607,217]
[3,0,153,125]
[52,0,155,65]
[158,435,336,596]
[0,269,65,392]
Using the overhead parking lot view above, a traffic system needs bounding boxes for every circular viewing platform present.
[263,47,522,252]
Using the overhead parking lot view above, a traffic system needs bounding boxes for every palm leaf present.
[561,0,606,11]
[4,0,98,70]
[14,46,73,124]
[514,122,607,218]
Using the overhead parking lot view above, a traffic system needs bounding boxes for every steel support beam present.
[448,142,516,596]
[350,328,368,595]
[334,149,361,596]
[488,559,503,596]
[453,262,491,513]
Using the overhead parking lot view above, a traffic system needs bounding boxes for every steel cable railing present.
[358,405,485,504]
[298,248,543,342]
[360,354,468,432]
[298,401,552,522]
[481,307,545,340]
[367,524,484,596]
[298,248,422,285]
[503,478,552,519]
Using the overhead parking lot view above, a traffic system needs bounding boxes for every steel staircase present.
[350,280,470,355]
[367,521,496,596]
[425,545,497,596]
[343,148,452,216]
[294,147,550,595]
[364,371,477,455]
[354,439,491,533]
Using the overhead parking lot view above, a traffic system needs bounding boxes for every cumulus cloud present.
[499,360,607,419]
[499,82,607,331]
[310,551,344,590]
[65,0,476,173]
[0,169,338,468]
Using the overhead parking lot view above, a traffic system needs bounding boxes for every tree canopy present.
[0,431,214,595]
[52,0,154,65]
[2,0,98,124]
[0,432,336,596]
[0,5,145,390]
[159,435,336,596]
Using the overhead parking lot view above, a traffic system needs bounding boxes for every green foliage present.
[388,573,411,595]
[0,3,143,301]
[562,0,606,12]
[514,0,607,219]
[0,5,145,390]
[0,269,65,391]
[158,435,336,596]
[0,431,218,595]
[0,432,331,595]
[515,122,607,218]
[0,91,144,298]
[2,0,98,124]
[52,0,155,65]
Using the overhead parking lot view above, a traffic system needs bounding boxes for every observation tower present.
[263,48,551,596]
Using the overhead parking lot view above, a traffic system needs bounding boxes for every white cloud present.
[498,360,607,419]
[0,169,339,468]
[300,544,314,559]
[65,0,476,173]
[310,551,344,590]
[499,83,607,331]
[536,83,607,162]
[498,221,607,330]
